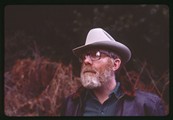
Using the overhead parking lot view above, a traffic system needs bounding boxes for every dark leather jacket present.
[60,87,165,116]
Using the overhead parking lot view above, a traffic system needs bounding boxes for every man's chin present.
[81,76,101,89]
[82,83,101,89]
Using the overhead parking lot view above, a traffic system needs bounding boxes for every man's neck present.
[93,79,116,104]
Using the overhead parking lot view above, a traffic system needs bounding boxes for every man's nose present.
[84,55,92,64]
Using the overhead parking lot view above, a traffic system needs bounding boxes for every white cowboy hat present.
[73,28,131,63]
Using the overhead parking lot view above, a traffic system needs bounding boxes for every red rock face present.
[4,58,81,116]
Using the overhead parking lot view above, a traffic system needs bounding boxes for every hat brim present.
[73,41,131,63]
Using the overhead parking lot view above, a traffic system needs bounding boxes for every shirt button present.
[101,111,104,115]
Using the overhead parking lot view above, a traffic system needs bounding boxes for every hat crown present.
[85,28,116,45]
[73,28,131,63]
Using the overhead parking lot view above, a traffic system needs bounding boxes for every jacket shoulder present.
[135,90,161,102]
[134,90,165,115]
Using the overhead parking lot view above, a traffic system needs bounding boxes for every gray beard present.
[80,73,101,89]
[80,68,113,89]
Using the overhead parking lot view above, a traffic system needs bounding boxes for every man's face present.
[80,50,115,89]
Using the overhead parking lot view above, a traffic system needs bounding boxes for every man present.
[61,28,165,116]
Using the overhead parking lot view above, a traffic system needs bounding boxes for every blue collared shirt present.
[83,82,122,116]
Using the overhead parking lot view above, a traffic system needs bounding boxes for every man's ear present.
[112,58,121,71]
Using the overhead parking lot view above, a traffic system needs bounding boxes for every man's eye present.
[96,51,100,57]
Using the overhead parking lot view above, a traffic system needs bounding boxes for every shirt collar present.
[87,82,123,99]
[109,82,122,99]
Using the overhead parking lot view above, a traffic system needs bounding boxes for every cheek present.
[96,63,113,75]
[97,66,105,74]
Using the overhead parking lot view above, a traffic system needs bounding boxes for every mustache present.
[81,66,97,74]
